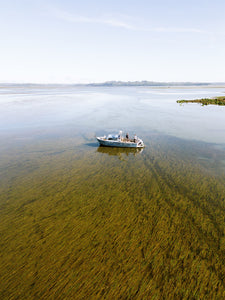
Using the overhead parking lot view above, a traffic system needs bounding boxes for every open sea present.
[0,85,225,299]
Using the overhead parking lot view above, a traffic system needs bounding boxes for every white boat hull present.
[96,137,144,148]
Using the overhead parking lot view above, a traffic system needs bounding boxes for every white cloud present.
[49,7,208,35]
[151,27,207,34]
[51,9,135,30]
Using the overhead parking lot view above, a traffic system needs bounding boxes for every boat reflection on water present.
[97,146,143,158]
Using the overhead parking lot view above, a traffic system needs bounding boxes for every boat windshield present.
[107,134,119,140]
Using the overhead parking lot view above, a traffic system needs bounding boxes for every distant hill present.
[87,81,225,87]
[0,81,225,87]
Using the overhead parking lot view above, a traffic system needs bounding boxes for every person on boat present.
[126,133,129,140]
[118,130,122,141]
[134,134,137,142]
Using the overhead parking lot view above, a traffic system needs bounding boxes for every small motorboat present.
[96,131,144,148]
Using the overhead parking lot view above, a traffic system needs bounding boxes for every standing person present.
[134,134,137,142]
[118,130,122,141]
[126,133,129,140]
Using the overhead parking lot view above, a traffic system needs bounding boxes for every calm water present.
[1,85,225,143]
[0,85,225,299]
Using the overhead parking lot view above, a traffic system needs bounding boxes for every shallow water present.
[1,85,225,143]
[0,86,225,299]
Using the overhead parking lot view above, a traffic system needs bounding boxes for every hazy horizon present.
[0,80,225,86]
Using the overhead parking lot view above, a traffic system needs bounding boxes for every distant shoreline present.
[86,81,225,87]
[0,81,225,88]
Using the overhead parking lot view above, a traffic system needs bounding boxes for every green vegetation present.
[0,135,225,299]
[177,96,225,106]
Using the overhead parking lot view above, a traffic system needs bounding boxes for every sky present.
[0,0,225,83]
